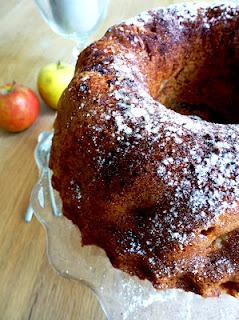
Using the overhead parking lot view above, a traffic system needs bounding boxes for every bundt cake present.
[49,2,239,297]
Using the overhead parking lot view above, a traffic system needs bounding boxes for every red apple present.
[0,82,40,132]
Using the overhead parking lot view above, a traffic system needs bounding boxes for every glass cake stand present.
[29,131,239,320]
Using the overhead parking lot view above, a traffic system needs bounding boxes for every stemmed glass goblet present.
[35,0,110,59]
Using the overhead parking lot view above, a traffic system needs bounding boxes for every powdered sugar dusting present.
[107,55,239,243]
[55,0,239,293]
[125,10,153,27]
[101,3,239,250]
[124,1,239,30]
[73,1,239,248]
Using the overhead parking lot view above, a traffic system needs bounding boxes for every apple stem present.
[11,81,16,90]
[0,81,17,95]
[57,61,62,70]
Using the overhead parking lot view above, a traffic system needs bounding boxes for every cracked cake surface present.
[50,1,239,297]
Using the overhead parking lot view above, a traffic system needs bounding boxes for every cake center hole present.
[152,34,239,124]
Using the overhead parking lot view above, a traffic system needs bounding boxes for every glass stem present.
[72,36,88,61]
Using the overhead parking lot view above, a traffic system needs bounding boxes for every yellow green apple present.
[37,61,74,110]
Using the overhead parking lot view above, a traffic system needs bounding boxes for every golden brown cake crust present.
[50,2,239,297]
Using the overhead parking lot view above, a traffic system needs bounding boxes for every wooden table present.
[0,1,184,319]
